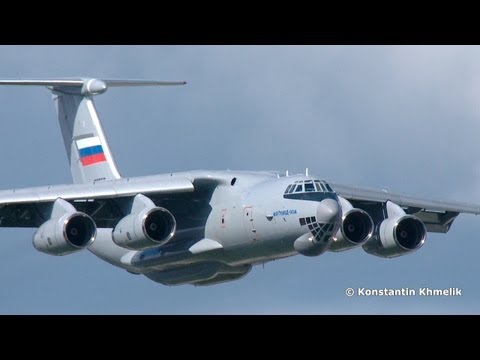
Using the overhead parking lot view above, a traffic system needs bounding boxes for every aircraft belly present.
[134,223,301,285]
[143,262,252,286]
[219,234,298,266]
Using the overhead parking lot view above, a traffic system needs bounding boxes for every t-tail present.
[0,78,186,184]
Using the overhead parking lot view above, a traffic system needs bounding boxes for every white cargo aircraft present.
[0,78,478,286]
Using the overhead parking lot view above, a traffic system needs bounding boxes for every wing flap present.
[412,210,458,233]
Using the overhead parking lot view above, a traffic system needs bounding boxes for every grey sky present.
[0,45,479,314]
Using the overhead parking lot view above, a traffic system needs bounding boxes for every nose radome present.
[316,198,341,224]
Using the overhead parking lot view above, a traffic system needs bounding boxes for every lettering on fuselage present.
[273,209,298,217]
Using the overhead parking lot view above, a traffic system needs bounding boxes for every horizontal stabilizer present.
[102,79,187,87]
[0,79,85,86]
[0,78,186,95]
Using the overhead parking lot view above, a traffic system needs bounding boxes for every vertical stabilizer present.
[53,89,121,183]
[0,78,186,184]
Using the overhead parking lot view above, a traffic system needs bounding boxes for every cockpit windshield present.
[284,180,334,195]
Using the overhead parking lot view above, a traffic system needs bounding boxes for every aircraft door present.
[243,206,257,241]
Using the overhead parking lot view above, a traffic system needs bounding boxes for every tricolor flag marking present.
[76,136,107,166]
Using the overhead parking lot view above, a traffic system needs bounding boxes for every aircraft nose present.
[316,198,341,224]
[307,198,342,245]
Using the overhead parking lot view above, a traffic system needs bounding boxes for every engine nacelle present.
[112,207,176,250]
[329,209,374,252]
[33,213,97,256]
[363,215,427,258]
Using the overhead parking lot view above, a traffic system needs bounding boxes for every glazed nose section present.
[316,198,341,225]
[308,198,342,245]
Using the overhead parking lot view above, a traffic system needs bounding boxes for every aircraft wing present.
[330,182,480,233]
[0,175,201,228]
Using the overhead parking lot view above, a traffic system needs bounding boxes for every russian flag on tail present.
[76,136,107,166]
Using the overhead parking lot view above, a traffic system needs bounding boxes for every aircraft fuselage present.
[89,171,342,286]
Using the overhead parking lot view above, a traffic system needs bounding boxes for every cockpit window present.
[304,183,315,192]
[284,179,334,194]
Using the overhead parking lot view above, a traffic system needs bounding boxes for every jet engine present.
[362,201,427,258]
[33,212,97,256]
[329,197,374,252]
[112,207,176,250]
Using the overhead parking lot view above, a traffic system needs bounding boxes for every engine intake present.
[393,216,426,250]
[330,209,374,252]
[363,215,426,258]
[33,213,97,256]
[113,207,176,250]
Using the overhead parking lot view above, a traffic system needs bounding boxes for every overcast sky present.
[0,45,479,314]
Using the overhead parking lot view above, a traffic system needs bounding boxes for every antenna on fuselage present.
[285,170,289,177]
[305,168,309,176]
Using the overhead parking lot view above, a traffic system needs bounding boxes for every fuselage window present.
[314,182,322,192]
[285,185,293,194]
[288,185,296,193]
[295,184,303,193]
